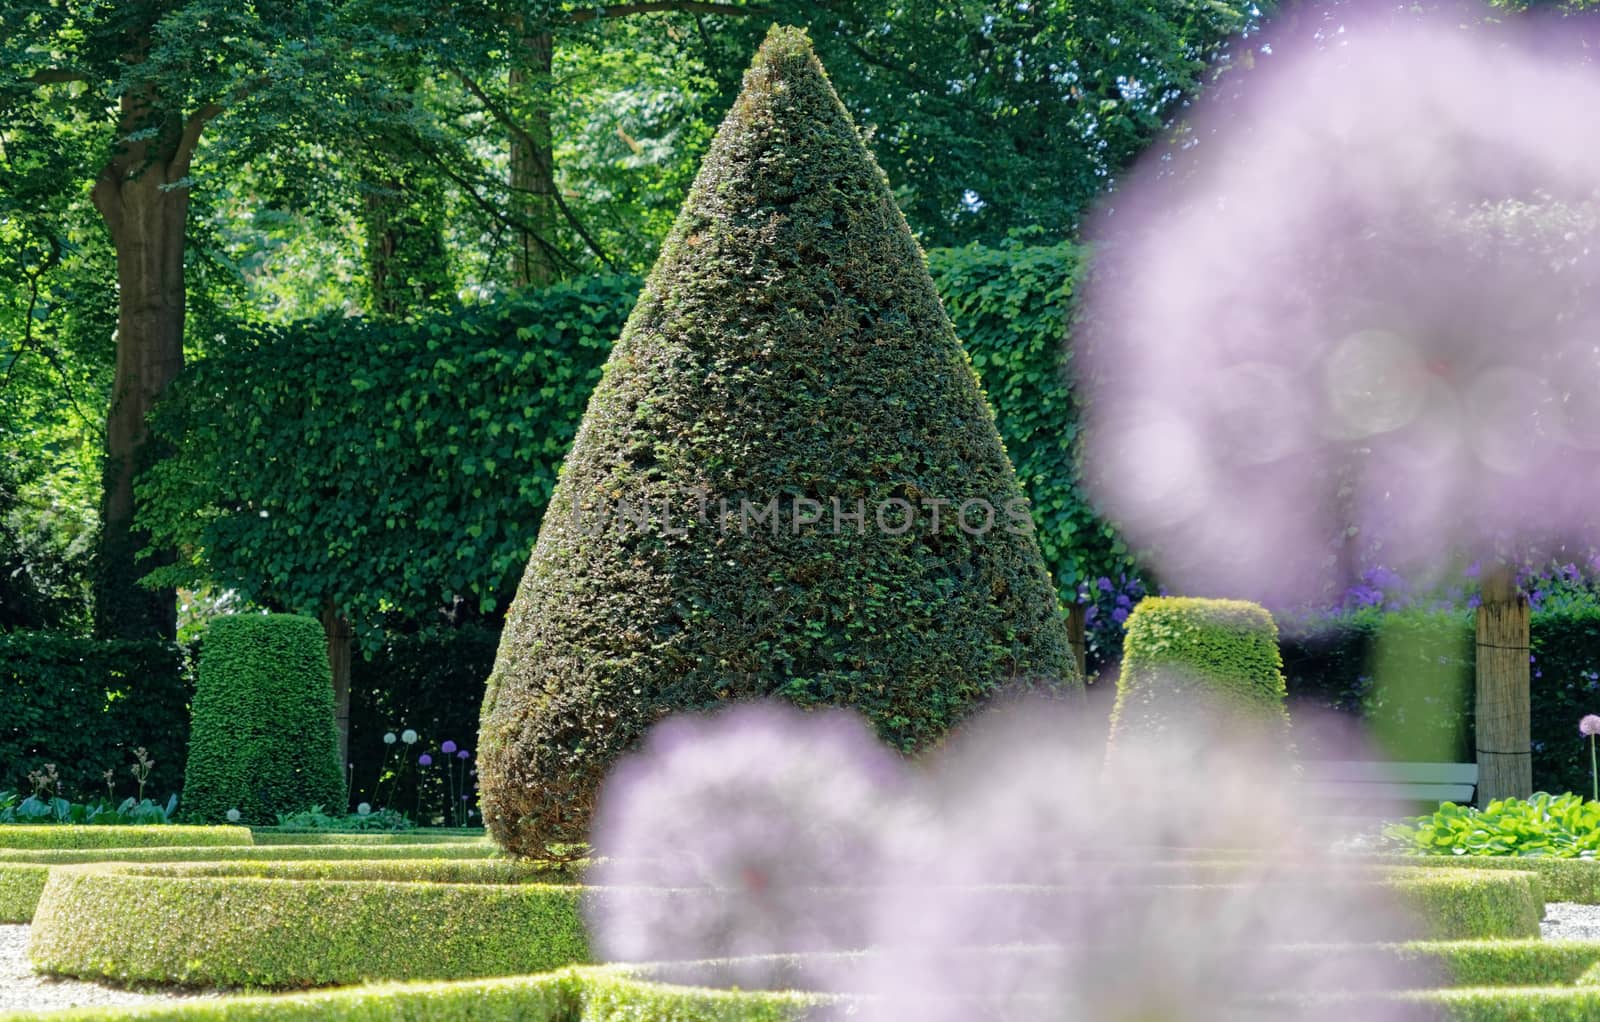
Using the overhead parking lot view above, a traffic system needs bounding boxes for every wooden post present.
[1475,562,1531,805]
[1066,602,1088,683]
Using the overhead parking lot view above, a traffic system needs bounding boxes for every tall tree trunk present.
[321,602,354,781]
[1475,561,1531,805]
[363,172,450,317]
[509,28,557,288]
[91,90,195,641]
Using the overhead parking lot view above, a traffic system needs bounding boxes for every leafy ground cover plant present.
[274,805,414,831]
[1386,793,1600,857]
[0,792,178,825]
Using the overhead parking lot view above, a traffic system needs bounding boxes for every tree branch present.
[171,102,223,181]
[450,68,620,272]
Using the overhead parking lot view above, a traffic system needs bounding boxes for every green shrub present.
[0,841,504,922]
[1386,793,1600,859]
[0,968,817,1021]
[183,615,345,825]
[480,27,1076,856]
[249,827,486,845]
[0,632,193,798]
[1108,597,1289,746]
[1366,852,1600,905]
[29,860,588,987]
[1388,868,1543,941]
[0,824,249,849]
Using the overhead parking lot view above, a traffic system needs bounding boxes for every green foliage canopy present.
[138,276,637,645]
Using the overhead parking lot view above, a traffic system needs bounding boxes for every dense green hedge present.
[30,860,587,987]
[480,28,1075,856]
[1282,606,1600,793]
[927,240,1122,593]
[1109,597,1289,747]
[0,632,193,798]
[141,275,640,644]
[183,615,345,825]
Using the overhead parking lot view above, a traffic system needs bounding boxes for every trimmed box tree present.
[183,614,345,824]
[479,26,1077,856]
[1108,597,1290,749]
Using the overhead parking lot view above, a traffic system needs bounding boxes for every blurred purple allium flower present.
[456,749,470,760]
[441,740,457,755]
[1081,6,1600,606]
[586,696,1426,1018]
[1579,715,1600,737]
[587,701,910,982]
[418,753,432,766]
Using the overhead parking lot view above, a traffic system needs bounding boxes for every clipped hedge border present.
[249,828,489,845]
[0,967,819,1022]
[1369,855,1600,906]
[0,825,251,849]
[13,960,1600,1022]
[27,860,1540,989]
[29,860,589,987]
[1390,868,1543,941]
[0,842,506,923]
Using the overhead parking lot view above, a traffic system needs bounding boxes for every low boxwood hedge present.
[248,828,489,845]
[1368,854,1600,906]
[26,858,1539,990]
[0,967,819,1021]
[29,860,590,987]
[0,825,251,849]
[0,842,508,923]
[1390,868,1543,941]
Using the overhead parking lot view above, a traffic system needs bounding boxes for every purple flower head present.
[1080,10,1600,607]
[456,749,470,760]
[418,753,433,766]
[1580,715,1600,737]
[1097,577,1114,593]
[1111,607,1130,625]
[441,740,457,755]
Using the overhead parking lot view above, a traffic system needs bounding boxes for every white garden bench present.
[1298,761,1479,813]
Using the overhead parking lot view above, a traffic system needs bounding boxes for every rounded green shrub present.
[183,614,344,825]
[1107,597,1289,747]
[480,25,1076,857]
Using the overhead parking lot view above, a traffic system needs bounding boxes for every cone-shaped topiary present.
[183,614,345,824]
[479,25,1077,856]
[1107,597,1290,751]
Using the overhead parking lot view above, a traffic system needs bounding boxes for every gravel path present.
[1542,902,1600,941]
[0,925,220,1014]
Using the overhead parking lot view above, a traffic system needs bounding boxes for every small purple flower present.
[441,740,457,755]
[1097,577,1114,593]
[1111,607,1130,625]
[1580,715,1600,738]
[456,749,470,760]
[418,753,433,766]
